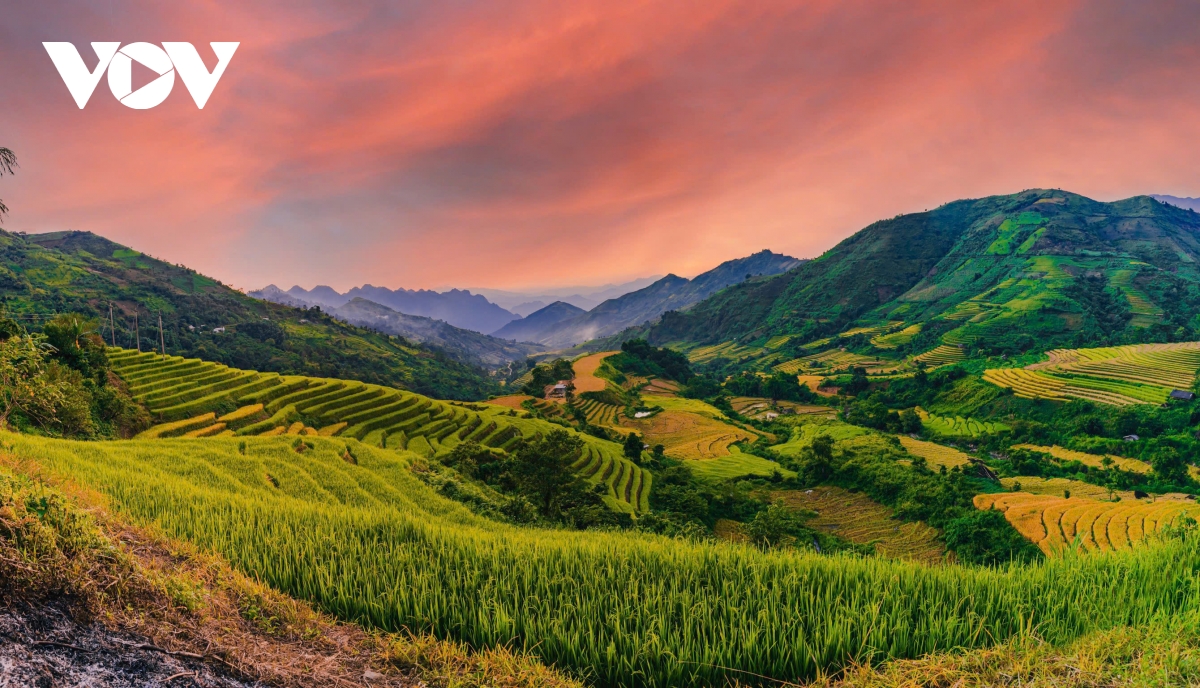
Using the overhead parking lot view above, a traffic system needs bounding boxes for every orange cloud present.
[2,0,1199,292]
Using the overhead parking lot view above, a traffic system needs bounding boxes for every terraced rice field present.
[1110,269,1163,327]
[916,409,1007,437]
[871,324,921,349]
[575,398,624,427]
[774,349,901,375]
[985,342,1200,406]
[1009,444,1158,475]
[642,378,680,396]
[976,491,1200,555]
[796,374,836,396]
[685,341,768,364]
[912,344,966,367]
[572,351,618,393]
[772,487,946,564]
[684,447,794,480]
[997,476,1138,501]
[620,397,756,460]
[764,335,794,349]
[897,436,972,469]
[730,397,831,419]
[109,348,650,513]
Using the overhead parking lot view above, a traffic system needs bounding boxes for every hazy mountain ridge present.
[326,297,544,367]
[511,250,804,348]
[256,284,520,334]
[491,301,586,342]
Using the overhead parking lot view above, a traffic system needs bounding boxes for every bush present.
[943,509,1043,566]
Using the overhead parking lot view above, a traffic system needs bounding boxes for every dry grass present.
[896,436,971,470]
[0,453,579,688]
[771,487,946,564]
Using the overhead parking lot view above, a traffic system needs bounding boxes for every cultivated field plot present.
[642,378,680,396]
[1110,268,1163,327]
[997,476,1138,501]
[916,409,1007,438]
[985,342,1200,406]
[730,397,832,419]
[774,349,902,375]
[575,398,624,427]
[772,487,947,564]
[110,348,650,513]
[976,491,1200,555]
[685,341,768,364]
[486,394,533,410]
[571,351,618,393]
[912,344,966,367]
[620,396,757,460]
[871,324,921,349]
[684,446,794,480]
[796,374,836,395]
[1011,443,1151,474]
[897,436,972,469]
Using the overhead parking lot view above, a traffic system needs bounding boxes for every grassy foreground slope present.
[0,230,494,400]
[9,431,1200,687]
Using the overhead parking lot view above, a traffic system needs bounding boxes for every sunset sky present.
[2,1,1199,292]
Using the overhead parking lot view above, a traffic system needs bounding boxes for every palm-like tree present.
[0,147,16,221]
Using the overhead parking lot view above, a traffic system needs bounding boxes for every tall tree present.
[0,147,16,221]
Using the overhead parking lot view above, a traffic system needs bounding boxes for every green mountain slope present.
[0,230,496,400]
[645,190,1200,350]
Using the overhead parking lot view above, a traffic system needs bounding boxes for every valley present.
[5,189,1200,686]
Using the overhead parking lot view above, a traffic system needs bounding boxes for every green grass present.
[10,430,1200,687]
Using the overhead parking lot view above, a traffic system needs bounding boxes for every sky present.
[1,1,1199,293]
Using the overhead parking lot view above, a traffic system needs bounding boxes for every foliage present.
[609,339,693,382]
[943,509,1043,566]
[521,358,575,396]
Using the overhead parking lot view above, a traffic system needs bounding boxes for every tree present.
[0,334,91,434]
[512,430,585,518]
[624,431,644,462]
[0,147,15,221]
[747,503,808,548]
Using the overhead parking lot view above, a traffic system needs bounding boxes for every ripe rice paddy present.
[685,341,768,364]
[871,323,921,349]
[1011,444,1151,474]
[684,446,793,480]
[620,396,757,460]
[730,397,832,420]
[574,397,624,427]
[984,342,1200,406]
[897,436,972,469]
[976,491,1200,555]
[772,487,947,564]
[912,344,967,367]
[641,378,680,396]
[997,476,1139,501]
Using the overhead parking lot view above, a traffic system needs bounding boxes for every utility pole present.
[134,311,140,352]
[158,313,166,359]
[109,303,116,347]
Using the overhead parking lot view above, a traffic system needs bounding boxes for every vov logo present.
[43,42,239,109]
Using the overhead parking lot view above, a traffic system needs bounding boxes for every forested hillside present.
[0,230,496,400]
[643,190,1200,350]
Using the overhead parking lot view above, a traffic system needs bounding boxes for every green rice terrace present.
[110,348,651,514]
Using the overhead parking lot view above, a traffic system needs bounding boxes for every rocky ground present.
[0,600,256,688]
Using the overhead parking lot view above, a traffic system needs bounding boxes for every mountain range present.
[251,284,520,334]
[638,190,1200,351]
[469,276,665,315]
[497,250,804,348]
